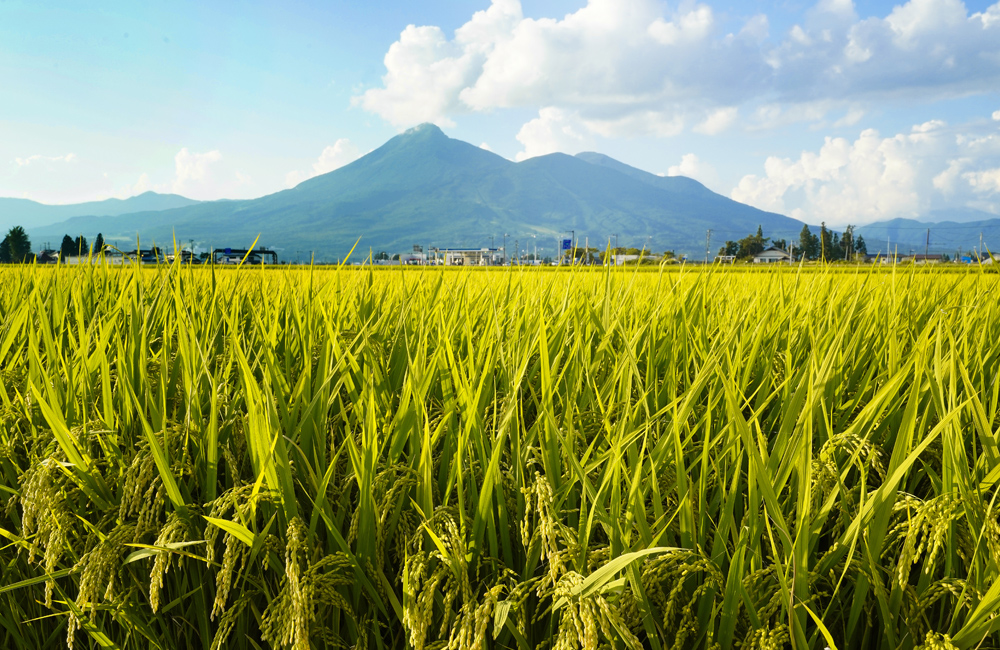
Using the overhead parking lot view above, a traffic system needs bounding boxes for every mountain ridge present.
[26,124,809,259]
[0,191,201,233]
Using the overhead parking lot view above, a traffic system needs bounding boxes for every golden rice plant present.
[0,258,999,649]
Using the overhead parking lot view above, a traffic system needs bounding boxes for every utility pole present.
[570,230,576,264]
[515,239,519,265]
[503,233,508,265]
[924,228,930,259]
[980,231,984,260]
[705,229,712,265]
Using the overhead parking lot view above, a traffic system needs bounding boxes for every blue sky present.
[2,0,1000,226]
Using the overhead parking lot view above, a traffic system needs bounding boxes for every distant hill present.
[917,208,1000,224]
[28,124,807,260]
[0,192,200,233]
[856,217,1000,256]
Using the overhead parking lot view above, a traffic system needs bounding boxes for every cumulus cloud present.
[731,112,1000,225]
[994,110,1000,121]
[693,107,738,135]
[172,148,222,195]
[965,168,1000,194]
[515,108,588,161]
[285,139,361,187]
[667,153,721,190]
[166,148,255,200]
[357,0,1000,143]
[358,0,770,136]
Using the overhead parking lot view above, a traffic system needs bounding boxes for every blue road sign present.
[561,239,572,250]
[224,247,232,254]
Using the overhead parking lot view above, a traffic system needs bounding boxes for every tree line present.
[58,233,106,257]
[718,223,868,261]
[1,226,111,264]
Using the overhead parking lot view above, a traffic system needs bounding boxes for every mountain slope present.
[0,192,200,232]
[28,124,807,260]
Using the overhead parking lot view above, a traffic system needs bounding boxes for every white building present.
[753,247,791,264]
[436,248,503,266]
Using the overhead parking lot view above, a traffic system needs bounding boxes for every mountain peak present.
[401,123,446,138]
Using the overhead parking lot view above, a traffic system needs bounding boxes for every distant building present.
[714,255,736,264]
[435,248,503,266]
[398,252,428,265]
[866,253,893,264]
[753,247,791,264]
[900,254,944,264]
[36,250,59,264]
[612,254,641,266]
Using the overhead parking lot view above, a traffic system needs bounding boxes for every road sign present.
[561,239,571,250]
[224,247,232,254]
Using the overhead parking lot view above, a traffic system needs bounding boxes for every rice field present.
[2,261,1000,650]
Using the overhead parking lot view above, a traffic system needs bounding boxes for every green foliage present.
[799,224,820,260]
[0,226,31,263]
[0,263,999,650]
[59,234,75,258]
[718,225,773,260]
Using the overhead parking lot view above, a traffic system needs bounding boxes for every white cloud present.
[355,0,522,127]
[172,148,222,194]
[964,168,1000,193]
[479,142,493,151]
[731,111,1000,225]
[833,107,866,127]
[285,139,360,187]
[514,108,587,161]
[357,0,1000,140]
[166,148,254,200]
[14,153,77,166]
[358,0,771,136]
[693,107,737,135]
[667,153,721,190]
[112,173,154,199]
[993,110,1000,121]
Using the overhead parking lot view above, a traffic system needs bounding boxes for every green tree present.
[718,241,738,256]
[839,225,855,260]
[797,224,820,261]
[855,235,867,257]
[0,226,32,264]
[94,233,106,255]
[60,234,75,259]
[75,235,89,256]
[819,222,834,262]
[735,225,767,260]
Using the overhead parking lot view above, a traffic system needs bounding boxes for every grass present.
[1,260,999,649]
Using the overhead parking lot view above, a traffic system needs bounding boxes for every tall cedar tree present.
[60,235,76,259]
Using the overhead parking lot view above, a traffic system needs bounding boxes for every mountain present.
[27,124,807,260]
[917,208,1000,224]
[0,192,200,233]
[857,217,1000,256]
